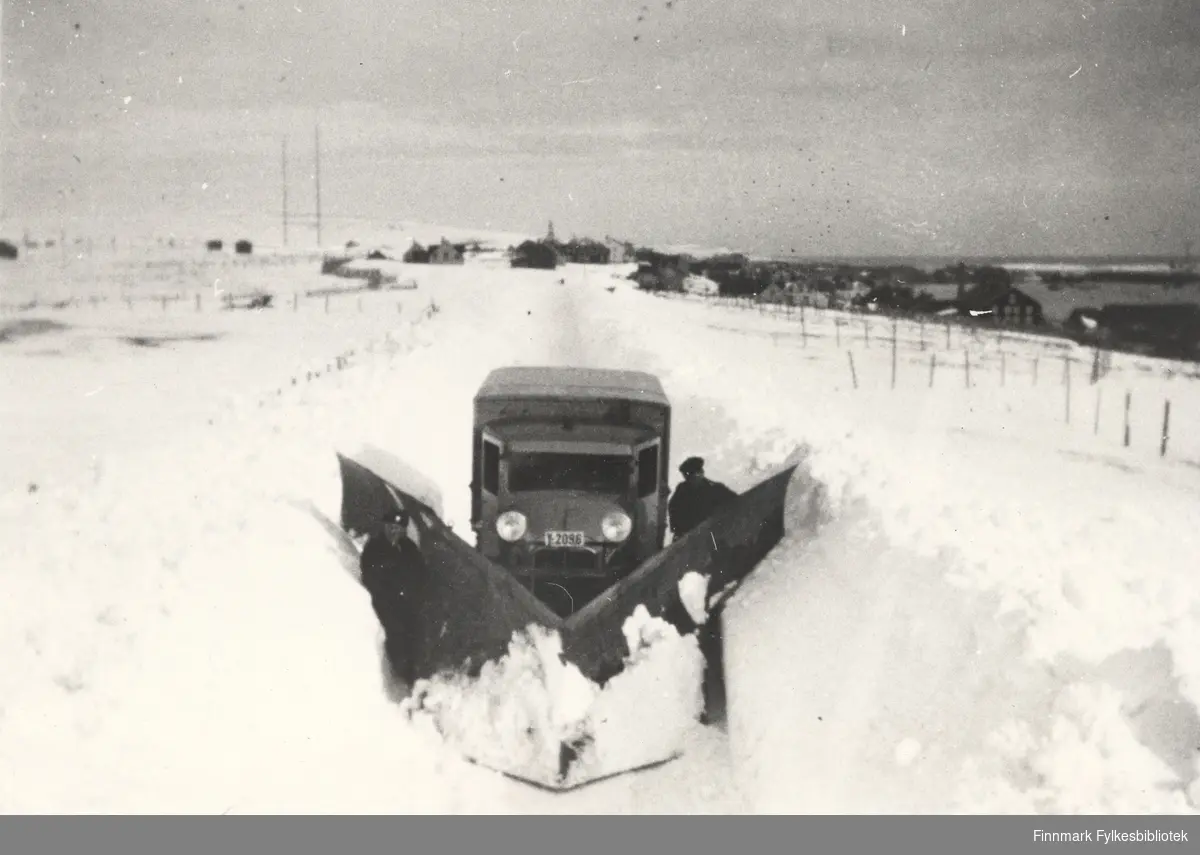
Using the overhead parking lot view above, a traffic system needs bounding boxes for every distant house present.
[702,255,772,298]
[511,240,559,270]
[235,239,253,255]
[699,254,749,279]
[428,238,465,264]
[911,283,963,313]
[562,238,610,265]
[653,252,691,288]
[957,282,1045,326]
[403,241,430,263]
[627,252,692,292]
[1095,303,1200,359]
[206,239,223,252]
[0,239,17,260]
[604,237,634,264]
[628,265,662,291]
[1017,279,1200,327]
[320,254,353,274]
[851,282,916,312]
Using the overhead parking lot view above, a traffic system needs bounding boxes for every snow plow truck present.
[337,366,800,788]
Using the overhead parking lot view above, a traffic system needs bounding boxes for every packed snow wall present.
[720,462,1200,814]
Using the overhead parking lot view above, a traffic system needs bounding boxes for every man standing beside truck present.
[360,507,428,687]
[668,456,737,540]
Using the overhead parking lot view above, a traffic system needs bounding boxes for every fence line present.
[649,289,1196,465]
[0,285,419,316]
[657,290,1200,387]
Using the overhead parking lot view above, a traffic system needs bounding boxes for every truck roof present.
[476,366,669,407]
[488,421,657,449]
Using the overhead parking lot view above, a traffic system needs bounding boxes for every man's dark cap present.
[679,456,705,476]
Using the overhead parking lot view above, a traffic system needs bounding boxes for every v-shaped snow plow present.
[338,450,799,789]
[335,366,802,789]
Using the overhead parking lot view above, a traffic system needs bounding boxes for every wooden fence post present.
[835,319,841,348]
[891,319,898,389]
[325,295,330,314]
[1063,354,1072,424]
[929,353,936,388]
[1000,351,1006,386]
[1033,355,1039,386]
[964,350,971,388]
[1161,399,1171,457]
[847,351,858,389]
[863,319,870,348]
[1093,388,1102,435]
[1123,391,1132,447]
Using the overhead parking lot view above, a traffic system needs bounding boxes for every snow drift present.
[403,607,705,790]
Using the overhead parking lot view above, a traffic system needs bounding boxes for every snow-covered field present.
[1,236,1199,813]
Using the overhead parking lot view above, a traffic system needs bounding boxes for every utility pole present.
[0,0,5,231]
[314,125,322,248]
[282,136,289,248]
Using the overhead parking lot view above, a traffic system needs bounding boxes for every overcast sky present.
[3,0,1198,257]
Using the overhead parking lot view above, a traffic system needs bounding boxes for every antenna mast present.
[281,137,289,247]
[314,125,322,248]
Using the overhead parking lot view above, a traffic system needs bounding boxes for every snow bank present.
[402,607,705,790]
[724,489,1197,814]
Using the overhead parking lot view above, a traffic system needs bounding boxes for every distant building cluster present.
[507,222,636,270]
[403,237,471,265]
[628,251,1200,362]
[205,238,254,254]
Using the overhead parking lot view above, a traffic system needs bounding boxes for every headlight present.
[600,511,633,543]
[496,510,528,542]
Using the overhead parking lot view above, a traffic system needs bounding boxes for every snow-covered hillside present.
[1,245,1198,813]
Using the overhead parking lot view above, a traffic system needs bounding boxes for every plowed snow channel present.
[1,251,1199,813]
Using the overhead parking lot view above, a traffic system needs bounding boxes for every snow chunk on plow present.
[402,608,704,790]
[677,572,710,626]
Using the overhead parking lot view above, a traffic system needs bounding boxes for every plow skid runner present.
[337,451,798,789]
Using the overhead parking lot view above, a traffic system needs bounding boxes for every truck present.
[470,366,672,616]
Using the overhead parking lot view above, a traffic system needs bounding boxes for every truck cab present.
[471,366,671,615]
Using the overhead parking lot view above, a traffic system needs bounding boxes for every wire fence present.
[650,289,1197,466]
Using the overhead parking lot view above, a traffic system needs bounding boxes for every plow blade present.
[562,463,798,683]
[337,452,560,684]
[336,450,803,789]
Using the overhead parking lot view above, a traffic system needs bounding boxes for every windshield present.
[507,452,631,494]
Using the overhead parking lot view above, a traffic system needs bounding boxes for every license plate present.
[544,530,586,548]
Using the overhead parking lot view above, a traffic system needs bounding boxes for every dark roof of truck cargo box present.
[476,366,668,407]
